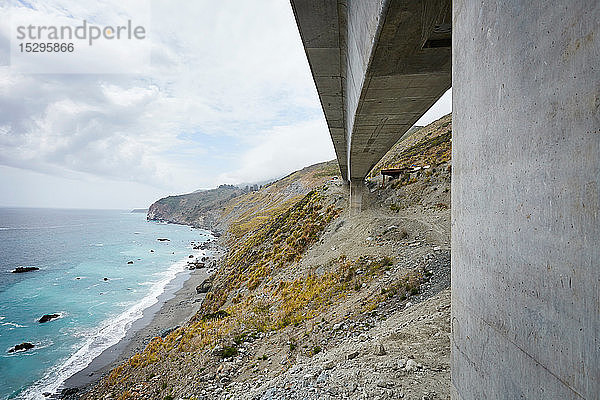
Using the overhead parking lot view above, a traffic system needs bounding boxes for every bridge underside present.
[291,0,451,181]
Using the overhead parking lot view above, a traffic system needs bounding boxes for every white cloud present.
[0,0,450,208]
[217,119,334,185]
[0,0,330,207]
[416,88,452,126]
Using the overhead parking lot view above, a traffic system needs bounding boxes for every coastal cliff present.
[147,185,244,231]
[84,114,452,400]
[147,162,340,236]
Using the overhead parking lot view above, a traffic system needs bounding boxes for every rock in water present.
[39,313,60,323]
[157,238,170,242]
[8,342,35,353]
[12,266,39,273]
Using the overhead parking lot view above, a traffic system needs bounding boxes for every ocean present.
[0,208,210,399]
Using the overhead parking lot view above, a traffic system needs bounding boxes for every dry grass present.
[202,190,341,313]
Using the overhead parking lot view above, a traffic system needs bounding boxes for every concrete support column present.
[349,178,363,214]
[452,1,599,399]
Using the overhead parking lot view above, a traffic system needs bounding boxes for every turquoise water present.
[0,208,210,399]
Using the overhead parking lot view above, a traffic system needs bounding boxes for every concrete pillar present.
[452,1,599,399]
[349,178,363,214]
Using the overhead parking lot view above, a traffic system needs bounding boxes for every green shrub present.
[218,346,238,359]
[201,310,229,321]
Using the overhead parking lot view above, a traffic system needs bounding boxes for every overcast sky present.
[0,0,451,209]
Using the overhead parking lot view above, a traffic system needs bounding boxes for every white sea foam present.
[18,250,200,400]
[1,321,26,329]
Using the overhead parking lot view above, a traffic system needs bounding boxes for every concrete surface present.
[349,178,363,214]
[291,0,451,182]
[452,1,599,399]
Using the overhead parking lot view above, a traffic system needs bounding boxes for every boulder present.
[188,261,206,270]
[39,314,60,323]
[374,343,386,356]
[405,359,418,372]
[8,342,35,353]
[160,325,180,338]
[196,278,213,294]
[60,387,79,399]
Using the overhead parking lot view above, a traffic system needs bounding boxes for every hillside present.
[369,113,451,177]
[147,161,340,236]
[83,114,452,400]
[147,185,244,230]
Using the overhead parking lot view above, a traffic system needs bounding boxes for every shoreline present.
[59,241,224,398]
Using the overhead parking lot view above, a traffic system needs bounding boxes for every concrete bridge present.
[291,0,451,210]
[291,0,599,399]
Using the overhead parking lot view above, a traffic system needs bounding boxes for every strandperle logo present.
[15,20,146,46]
[9,1,151,74]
